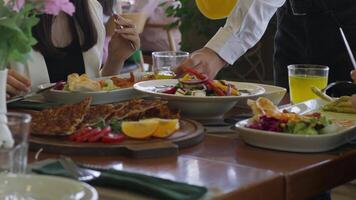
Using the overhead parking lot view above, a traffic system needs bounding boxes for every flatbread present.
[80,104,115,126]
[31,97,92,135]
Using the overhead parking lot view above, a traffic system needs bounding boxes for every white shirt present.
[205,0,286,65]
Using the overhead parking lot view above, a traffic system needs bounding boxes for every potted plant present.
[0,0,74,147]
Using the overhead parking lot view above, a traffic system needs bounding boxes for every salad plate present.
[38,72,151,105]
[134,79,265,118]
[235,98,356,153]
[0,174,98,200]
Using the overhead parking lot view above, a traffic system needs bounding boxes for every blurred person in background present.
[131,0,182,52]
[7,0,139,97]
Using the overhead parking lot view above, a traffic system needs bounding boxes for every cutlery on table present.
[339,27,356,69]
[59,156,100,182]
[6,83,56,104]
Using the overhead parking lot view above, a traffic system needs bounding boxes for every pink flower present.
[43,0,75,16]
[9,0,25,12]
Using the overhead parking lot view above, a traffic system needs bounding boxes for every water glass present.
[152,51,189,78]
[0,112,31,174]
[288,64,329,104]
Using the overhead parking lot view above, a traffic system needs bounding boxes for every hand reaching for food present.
[175,47,227,79]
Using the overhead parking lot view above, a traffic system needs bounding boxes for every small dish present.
[0,174,98,200]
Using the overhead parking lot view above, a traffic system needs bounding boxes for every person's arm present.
[206,0,286,64]
[177,0,285,78]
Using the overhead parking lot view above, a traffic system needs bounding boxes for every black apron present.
[43,17,85,83]
[273,0,356,88]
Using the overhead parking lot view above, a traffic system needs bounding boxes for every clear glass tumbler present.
[0,112,31,174]
[152,51,189,79]
[288,64,329,104]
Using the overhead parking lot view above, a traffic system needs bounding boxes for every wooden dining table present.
[26,100,356,200]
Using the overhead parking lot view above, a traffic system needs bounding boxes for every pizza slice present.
[31,97,92,135]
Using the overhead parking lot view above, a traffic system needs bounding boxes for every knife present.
[6,83,56,104]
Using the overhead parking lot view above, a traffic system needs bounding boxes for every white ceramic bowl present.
[134,79,265,119]
[38,72,150,105]
[0,174,98,200]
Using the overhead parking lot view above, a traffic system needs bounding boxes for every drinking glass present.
[152,51,189,79]
[288,64,329,104]
[0,112,31,174]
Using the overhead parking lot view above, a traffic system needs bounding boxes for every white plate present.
[0,174,98,200]
[235,99,356,153]
[237,83,287,107]
[134,79,265,118]
[38,72,149,105]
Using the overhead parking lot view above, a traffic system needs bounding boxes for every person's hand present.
[108,15,140,62]
[6,69,31,98]
[175,47,228,79]
[351,70,356,82]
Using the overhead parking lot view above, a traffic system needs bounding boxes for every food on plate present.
[67,73,102,92]
[31,97,91,135]
[122,118,180,139]
[322,96,356,114]
[54,72,156,92]
[80,104,115,127]
[246,97,339,135]
[109,99,180,121]
[160,66,240,97]
[311,86,356,114]
[152,119,180,138]
[30,98,180,143]
[122,119,159,139]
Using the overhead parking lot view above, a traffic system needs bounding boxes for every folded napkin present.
[32,160,207,200]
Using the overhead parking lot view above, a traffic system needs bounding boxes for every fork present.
[59,156,101,182]
[79,163,111,171]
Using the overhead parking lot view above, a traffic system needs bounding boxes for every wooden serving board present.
[30,119,205,158]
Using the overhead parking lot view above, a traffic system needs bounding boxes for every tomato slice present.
[69,127,92,141]
[101,134,126,143]
[75,128,101,142]
[87,127,111,143]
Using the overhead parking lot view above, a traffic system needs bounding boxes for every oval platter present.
[30,119,205,158]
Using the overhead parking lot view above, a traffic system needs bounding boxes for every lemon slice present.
[122,119,159,139]
[195,0,238,20]
[152,119,180,138]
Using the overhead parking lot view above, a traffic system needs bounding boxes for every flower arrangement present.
[0,0,75,148]
[0,0,75,69]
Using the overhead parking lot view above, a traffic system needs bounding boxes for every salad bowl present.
[235,99,356,153]
[134,79,265,119]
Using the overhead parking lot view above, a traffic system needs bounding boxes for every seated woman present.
[7,0,139,97]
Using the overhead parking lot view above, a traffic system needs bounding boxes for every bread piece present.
[31,97,92,135]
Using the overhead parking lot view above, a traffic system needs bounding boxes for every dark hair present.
[32,0,98,57]
[98,0,115,16]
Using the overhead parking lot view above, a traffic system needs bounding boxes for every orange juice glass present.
[288,64,329,104]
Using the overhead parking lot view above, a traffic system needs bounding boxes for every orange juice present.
[289,75,328,104]
[195,0,238,19]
